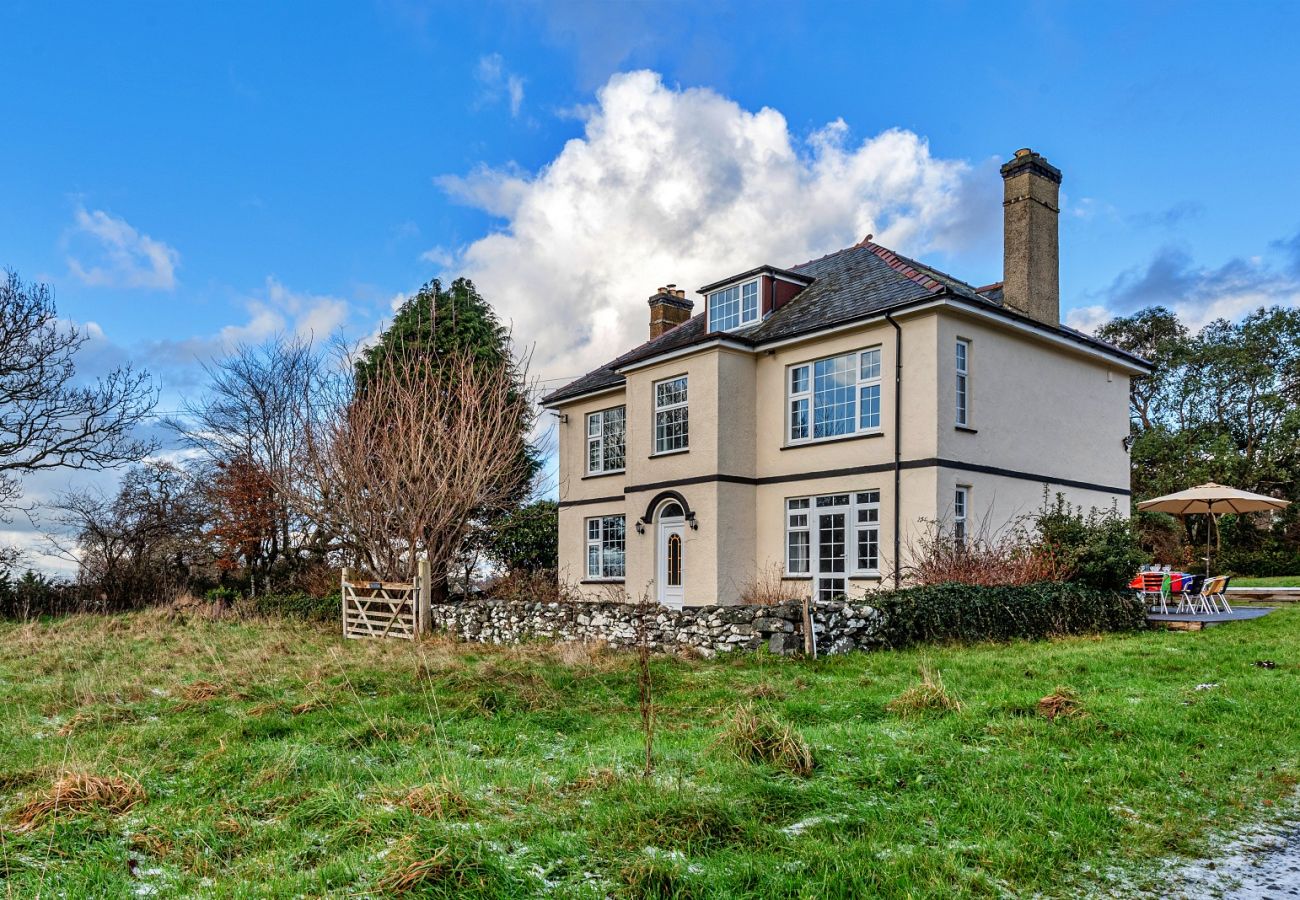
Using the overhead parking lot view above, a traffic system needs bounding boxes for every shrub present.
[484,568,579,604]
[1217,547,1300,578]
[243,591,338,622]
[205,586,239,606]
[0,570,85,619]
[485,499,558,574]
[872,582,1145,648]
[1034,493,1149,589]
[902,518,1064,587]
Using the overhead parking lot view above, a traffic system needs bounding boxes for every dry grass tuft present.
[554,639,613,669]
[378,847,454,894]
[179,680,224,701]
[886,666,963,718]
[736,563,808,606]
[564,767,621,793]
[10,773,145,829]
[714,704,814,777]
[291,697,326,715]
[745,682,784,701]
[399,779,476,820]
[1037,687,1084,721]
[176,680,249,705]
[56,706,138,736]
[129,828,175,859]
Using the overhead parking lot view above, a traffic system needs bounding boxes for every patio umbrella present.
[1138,483,1290,573]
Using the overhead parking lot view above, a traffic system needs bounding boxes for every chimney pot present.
[648,284,694,339]
[1000,148,1061,326]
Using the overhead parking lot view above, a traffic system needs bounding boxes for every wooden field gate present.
[341,560,431,640]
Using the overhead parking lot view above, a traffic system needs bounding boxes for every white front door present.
[657,518,685,609]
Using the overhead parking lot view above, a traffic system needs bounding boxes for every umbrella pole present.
[1205,513,1214,576]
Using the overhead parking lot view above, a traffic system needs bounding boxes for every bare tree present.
[47,461,208,609]
[166,336,328,584]
[296,349,534,599]
[0,271,157,516]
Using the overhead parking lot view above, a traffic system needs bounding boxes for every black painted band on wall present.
[557,461,1129,508]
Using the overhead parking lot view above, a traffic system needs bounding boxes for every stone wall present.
[423,598,885,657]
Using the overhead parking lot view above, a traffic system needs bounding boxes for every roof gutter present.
[885,311,903,591]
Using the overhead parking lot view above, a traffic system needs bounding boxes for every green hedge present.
[872,582,1145,648]
[239,591,339,623]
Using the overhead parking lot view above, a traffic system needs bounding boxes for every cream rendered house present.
[542,149,1151,608]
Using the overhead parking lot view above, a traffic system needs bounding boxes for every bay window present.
[585,406,625,474]
[787,346,883,443]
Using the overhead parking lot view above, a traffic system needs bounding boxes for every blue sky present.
[3,0,1300,569]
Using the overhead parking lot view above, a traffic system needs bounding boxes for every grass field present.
[2,610,1298,898]
[1233,575,1300,588]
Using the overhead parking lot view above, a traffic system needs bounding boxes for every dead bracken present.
[9,773,145,830]
[1037,687,1084,721]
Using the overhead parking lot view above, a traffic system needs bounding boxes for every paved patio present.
[1147,607,1276,630]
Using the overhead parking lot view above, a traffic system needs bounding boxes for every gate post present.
[341,567,350,637]
[418,557,431,635]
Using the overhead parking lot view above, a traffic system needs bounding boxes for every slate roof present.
[542,239,1147,406]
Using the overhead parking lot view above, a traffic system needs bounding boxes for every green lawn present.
[1232,575,1300,587]
[2,610,1298,898]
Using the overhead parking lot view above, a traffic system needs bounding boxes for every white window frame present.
[707,279,760,332]
[854,491,881,574]
[786,346,884,445]
[785,498,811,576]
[955,338,971,427]
[585,514,626,580]
[953,486,969,544]
[784,490,881,577]
[585,406,626,475]
[653,375,689,455]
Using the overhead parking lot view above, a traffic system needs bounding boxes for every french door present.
[815,499,848,602]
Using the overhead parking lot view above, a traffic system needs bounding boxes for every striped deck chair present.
[1136,571,1170,614]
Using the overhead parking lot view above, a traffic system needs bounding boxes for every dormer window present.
[708,279,759,332]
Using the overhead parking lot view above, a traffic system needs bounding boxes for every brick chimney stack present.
[648,284,693,339]
[1000,148,1062,326]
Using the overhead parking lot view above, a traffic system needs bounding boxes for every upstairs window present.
[955,338,970,427]
[653,375,689,454]
[787,347,883,444]
[586,406,626,474]
[708,280,759,332]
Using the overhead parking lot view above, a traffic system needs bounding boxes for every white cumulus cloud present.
[66,206,180,290]
[436,70,994,383]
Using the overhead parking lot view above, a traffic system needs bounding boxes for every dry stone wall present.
[423,598,885,656]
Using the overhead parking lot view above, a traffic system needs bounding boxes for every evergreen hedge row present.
[871,582,1146,648]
